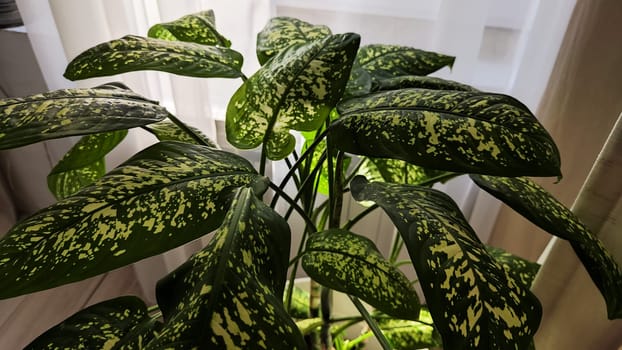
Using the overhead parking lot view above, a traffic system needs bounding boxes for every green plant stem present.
[165,113,211,146]
[342,204,379,231]
[268,182,317,233]
[270,129,329,208]
[394,259,413,268]
[283,151,327,221]
[331,319,360,338]
[259,145,268,176]
[284,225,311,311]
[321,287,332,347]
[345,331,374,350]
[240,73,248,82]
[284,156,301,188]
[329,152,345,228]
[349,296,393,350]
[389,233,405,264]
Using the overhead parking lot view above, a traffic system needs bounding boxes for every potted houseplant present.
[0,10,620,349]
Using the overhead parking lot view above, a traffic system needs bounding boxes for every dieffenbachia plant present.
[1,10,620,350]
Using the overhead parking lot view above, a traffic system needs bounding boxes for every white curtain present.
[13,0,576,298]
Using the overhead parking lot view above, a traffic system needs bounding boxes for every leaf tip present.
[350,175,369,200]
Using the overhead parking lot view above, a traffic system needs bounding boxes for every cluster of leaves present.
[0,9,621,350]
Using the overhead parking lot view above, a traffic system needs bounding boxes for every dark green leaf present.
[344,61,373,97]
[487,245,540,289]
[374,75,478,92]
[256,16,331,65]
[0,83,167,150]
[332,89,561,177]
[345,45,455,98]
[356,44,454,79]
[64,35,243,80]
[357,157,449,186]
[48,130,128,200]
[302,229,420,320]
[148,10,231,47]
[25,296,161,350]
[351,176,541,350]
[0,141,261,299]
[143,119,217,147]
[150,187,305,349]
[471,175,622,319]
[227,33,360,160]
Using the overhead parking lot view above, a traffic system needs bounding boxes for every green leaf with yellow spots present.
[143,119,217,147]
[344,61,373,97]
[331,88,561,177]
[64,35,243,80]
[379,317,441,350]
[302,229,421,320]
[487,245,540,289]
[345,46,455,97]
[150,187,305,349]
[357,44,454,79]
[350,176,542,350]
[48,130,128,200]
[357,157,450,186]
[286,283,311,318]
[25,296,161,350]
[0,83,167,150]
[471,175,622,319]
[374,75,478,92]
[0,141,262,299]
[256,16,332,65]
[226,33,360,160]
[148,9,231,47]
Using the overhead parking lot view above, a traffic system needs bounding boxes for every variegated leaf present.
[0,83,167,150]
[286,283,311,318]
[345,45,454,97]
[64,35,243,80]
[374,75,478,92]
[226,33,360,160]
[302,229,420,320]
[332,89,561,177]
[256,16,331,65]
[344,61,373,97]
[379,309,441,350]
[0,141,262,299]
[471,175,622,319]
[487,245,540,289]
[48,130,128,200]
[148,10,231,47]
[350,176,541,349]
[150,187,305,349]
[143,119,217,147]
[357,157,450,186]
[25,296,161,350]
[357,44,454,79]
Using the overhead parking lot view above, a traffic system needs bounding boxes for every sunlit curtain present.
[13,0,578,299]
